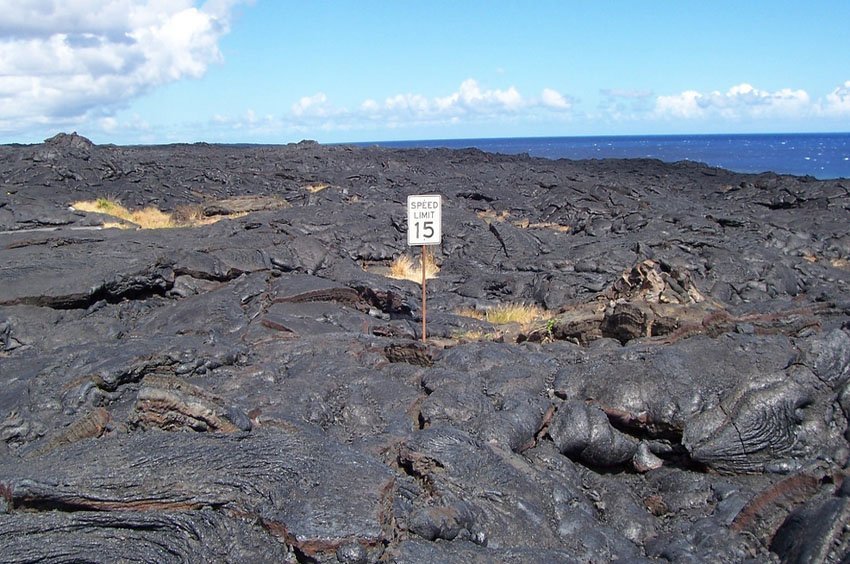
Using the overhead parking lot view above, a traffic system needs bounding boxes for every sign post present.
[407,195,442,342]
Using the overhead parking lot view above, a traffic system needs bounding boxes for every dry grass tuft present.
[452,329,502,342]
[129,206,177,229]
[478,210,569,232]
[72,197,121,215]
[172,204,206,225]
[831,258,850,270]
[455,307,485,321]
[456,303,548,326]
[71,198,238,229]
[519,221,571,232]
[387,251,440,283]
[73,198,175,228]
[305,182,331,193]
[799,254,849,270]
[477,209,511,223]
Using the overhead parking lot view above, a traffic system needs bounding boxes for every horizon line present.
[6,129,850,149]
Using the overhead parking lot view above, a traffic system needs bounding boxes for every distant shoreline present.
[352,132,850,180]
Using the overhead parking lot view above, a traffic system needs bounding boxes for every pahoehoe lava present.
[1,132,850,562]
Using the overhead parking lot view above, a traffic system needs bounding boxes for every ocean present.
[362,133,850,180]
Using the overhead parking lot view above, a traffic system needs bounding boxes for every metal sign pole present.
[421,244,427,343]
[407,194,440,343]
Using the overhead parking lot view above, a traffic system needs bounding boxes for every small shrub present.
[172,204,205,226]
[388,251,439,283]
[73,198,121,215]
[73,198,137,225]
[456,303,548,326]
[129,206,176,228]
[95,197,118,212]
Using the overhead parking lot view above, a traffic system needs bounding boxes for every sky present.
[1,0,850,145]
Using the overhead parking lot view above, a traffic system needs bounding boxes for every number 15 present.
[415,221,434,239]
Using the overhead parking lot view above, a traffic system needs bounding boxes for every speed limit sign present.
[407,195,442,246]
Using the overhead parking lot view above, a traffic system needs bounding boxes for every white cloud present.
[541,88,571,110]
[655,83,811,120]
[448,78,524,111]
[385,93,432,115]
[87,111,152,143]
[193,79,573,142]
[819,80,850,116]
[367,79,569,124]
[360,99,380,113]
[98,116,118,131]
[600,88,653,99]
[207,79,575,141]
[360,79,529,121]
[0,0,246,135]
[655,90,705,119]
[291,92,336,117]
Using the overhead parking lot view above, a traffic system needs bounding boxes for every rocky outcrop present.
[1,134,849,562]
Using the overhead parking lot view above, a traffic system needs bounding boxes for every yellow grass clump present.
[305,182,331,193]
[477,210,569,232]
[515,219,571,232]
[387,251,440,283]
[831,258,849,270]
[126,206,175,229]
[477,209,511,223]
[170,204,205,225]
[451,329,502,342]
[72,198,175,228]
[799,253,849,270]
[456,303,548,326]
[71,198,227,229]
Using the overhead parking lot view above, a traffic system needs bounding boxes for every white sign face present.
[407,194,442,246]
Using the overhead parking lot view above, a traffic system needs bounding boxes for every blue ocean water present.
[364,133,850,180]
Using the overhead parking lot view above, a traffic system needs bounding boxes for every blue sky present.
[2,0,849,145]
